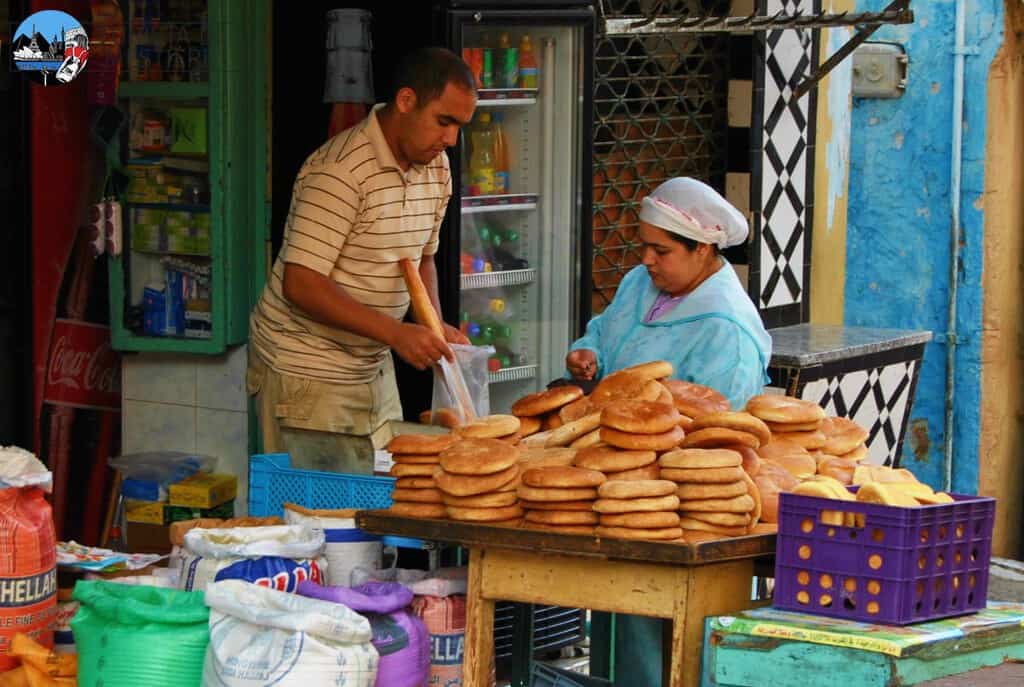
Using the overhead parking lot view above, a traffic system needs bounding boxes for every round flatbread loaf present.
[745,394,826,424]
[765,419,823,433]
[517,447,579,469]
[654,386,674,406]
[517,415,543,437]
[545,412,602,448]
[395,477,437,489]
[593,494,680,513]
[387,433,457,455]
[660,380,730,418]
[757,461,800,490]
[543,413,564,430]
[522,466,606,489]
[681,427,760,450]
[391,454,443,465]
[606,464,661,481]
[559,396,600,423]
[525,510,598,525]
[678,517,748,536]
[681,511,750,527]
[446,504,524,522]
[518,499,595,511]
[817,456,857,485]
[390,463,439,478]
[573,446,656,472]
[820,417,870,455]
[458,414,521,439]
[527,523,595,535]
[659,448,741,469]
[600,425,684,451]
[388,502,447,519]
[691,412,771,446]
[660,465,746,484]
[675,480,748,500]
[516,484,599,502]
[730,445,761,476]
[569,428,603,449]
[677,494,755,513]
[518,429,557,448]
[838,444,869,462]
[598,511,680,528]
[434,464,520,497]
[742,470,761,530]
[441,490,519,508]
[439,438,520,475]
[597,479,677,499]
[595,525,683,541]
[512,386,585,417]
[488,518,524,528]
[620,360,674,380]
[678,414,696,432]
[772,429,827,451]
[750,522,778,535]
[591,371,664,405]
[601,400,681,434]
[391,488,444,504]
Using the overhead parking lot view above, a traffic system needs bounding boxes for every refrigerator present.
[434,1,595,415]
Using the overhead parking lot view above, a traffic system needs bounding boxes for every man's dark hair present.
[390,47,476,106]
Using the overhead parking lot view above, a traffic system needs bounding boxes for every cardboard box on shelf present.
[169,473,237,509]
[124,522,172,555]
[125,499,169,525]
[165,500,234,523]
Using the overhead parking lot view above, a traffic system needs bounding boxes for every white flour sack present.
[202,579,379,687]
[284,505,382,586]
[180,525,327,592]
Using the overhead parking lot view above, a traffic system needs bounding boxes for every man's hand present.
[391,323,454,370]
[566,349,598,380]
[443,322,470,346]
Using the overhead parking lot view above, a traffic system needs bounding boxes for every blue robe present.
[570,262,771,408]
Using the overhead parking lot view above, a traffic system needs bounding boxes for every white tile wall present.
[121,345,250,515]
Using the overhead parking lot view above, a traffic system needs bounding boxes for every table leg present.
[668,560,755,687]
[464,548,495,687]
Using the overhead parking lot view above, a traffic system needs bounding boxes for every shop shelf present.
[461,268,537,290]
[489,364,538,384]
[462,193,538,214]
[477,87,539,106]
[530,662,611,687]
[118,80,210,99]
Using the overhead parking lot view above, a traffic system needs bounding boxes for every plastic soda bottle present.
[493,112,511,194]
[497,33,518,89]
[518,35,539,89]
[468,113,496,196]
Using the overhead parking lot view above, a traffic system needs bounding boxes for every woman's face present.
[639,221,716,296]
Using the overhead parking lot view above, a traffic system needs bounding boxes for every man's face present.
[397,82,477,165]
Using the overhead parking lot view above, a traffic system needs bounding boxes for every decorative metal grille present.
[591,0,731,313]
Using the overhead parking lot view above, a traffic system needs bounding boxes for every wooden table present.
[357,511,775,687]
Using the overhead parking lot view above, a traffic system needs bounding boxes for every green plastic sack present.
[71,580,209,687]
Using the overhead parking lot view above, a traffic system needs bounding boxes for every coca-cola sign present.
[43,319,120,410]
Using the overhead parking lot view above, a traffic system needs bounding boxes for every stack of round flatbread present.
[745,394,828,452]
[657,448,761,539]
[815,416,870,465]
[511,386,605,449]
[679,411,770,452]
[572,445,660,481]
[593,479,683,541]
[659,380,730,431]
[597,399,685,452]
[434,438,523,525]
[456,413,526,445]
[518,466,606,535]
[386,433,459,518]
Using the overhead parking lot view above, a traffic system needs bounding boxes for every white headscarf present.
[638,177,749,249]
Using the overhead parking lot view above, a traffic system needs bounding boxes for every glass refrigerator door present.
[457,20,587,413]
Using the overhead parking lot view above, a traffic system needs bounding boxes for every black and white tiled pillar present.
[749,0,820,329]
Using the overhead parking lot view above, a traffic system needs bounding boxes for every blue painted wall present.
[846,1,1004,492]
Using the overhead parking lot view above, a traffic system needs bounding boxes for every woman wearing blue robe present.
[565,177,772,684]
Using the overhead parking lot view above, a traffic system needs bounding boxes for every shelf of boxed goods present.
[462,193,538,214]
[489,364,538,385]
[475,87,538,107]
[461,268,537,291]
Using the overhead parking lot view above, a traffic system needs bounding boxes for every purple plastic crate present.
[774,490,995,625]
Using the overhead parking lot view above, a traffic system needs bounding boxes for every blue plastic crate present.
[248,453,424,549]
[530,663,611,687]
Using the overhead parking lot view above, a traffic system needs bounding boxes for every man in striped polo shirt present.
[248,48,476,473]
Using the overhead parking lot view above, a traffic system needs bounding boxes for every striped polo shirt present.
[250,106,452,384]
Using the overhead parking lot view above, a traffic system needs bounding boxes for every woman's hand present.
[566,349,598,380]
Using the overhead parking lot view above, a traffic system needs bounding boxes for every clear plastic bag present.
[108,451,217,502]
[429,343,493,425]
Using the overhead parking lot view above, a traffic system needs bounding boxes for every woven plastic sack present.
[180,525,326,592]
[0,633,76,687]
[71,580,209,687]
[298,581,429,687]
[284,505,382,586]
[202,579,378,686]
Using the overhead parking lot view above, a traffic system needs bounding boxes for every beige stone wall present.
[980,0,1024,558]
[810,0,853,325]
